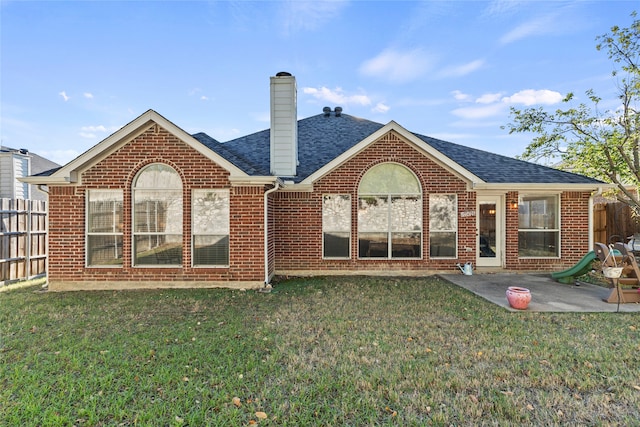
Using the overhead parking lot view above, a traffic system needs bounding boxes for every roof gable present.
[302,120,483,186]
[26,110,248,184]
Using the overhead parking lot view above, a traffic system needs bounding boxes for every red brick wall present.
[273,131,475,273]
[505,190,593,270]
[47,125,595,288]
[273,132,593,274]
[47,124,266,286]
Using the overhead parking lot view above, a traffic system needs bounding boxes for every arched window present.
[358,163,422,258]
[132,164,183,266]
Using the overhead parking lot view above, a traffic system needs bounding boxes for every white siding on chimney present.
[270,74,298,176]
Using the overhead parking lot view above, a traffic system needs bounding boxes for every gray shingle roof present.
[414,134,601,184]
[196,113,602,185]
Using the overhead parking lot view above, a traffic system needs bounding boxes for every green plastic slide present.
[551,251,597,284]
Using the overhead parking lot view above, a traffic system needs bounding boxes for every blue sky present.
[1,1,637,166]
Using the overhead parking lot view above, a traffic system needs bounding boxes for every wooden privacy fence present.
[593,202,640,245]
[0,198,47,284]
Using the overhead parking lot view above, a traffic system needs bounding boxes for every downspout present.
[38,184,50,289]
[263,181,280,286]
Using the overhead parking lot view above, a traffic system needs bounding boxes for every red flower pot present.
[506,286,531,310]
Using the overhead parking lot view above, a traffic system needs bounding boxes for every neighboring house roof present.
[197,112,604,186]
[1,146,61,200]
[0,146,60,176]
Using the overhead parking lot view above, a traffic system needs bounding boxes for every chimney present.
[270,72,298,176]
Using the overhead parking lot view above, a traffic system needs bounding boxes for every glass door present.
[477,196,503,267]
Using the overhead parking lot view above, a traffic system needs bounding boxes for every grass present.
[1,276,639,426]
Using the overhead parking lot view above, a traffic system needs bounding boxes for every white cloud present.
[372,103,390,114]
[359,48,435,83]
[502,89,562,106]
[81,125,108,133]
[451,88,563,120]
[83,92,94,99]
[476,92,503,104]
[452,103,507,119]
[451,90,471,101]
[79,125,118,139]
[59,91,70,101]
[201,96,209,101]
[303,86,372,106]
[439,59,485,78]
[500,13,559,44]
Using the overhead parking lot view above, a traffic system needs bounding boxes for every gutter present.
[263,181,280,287]
[37,184,50,290]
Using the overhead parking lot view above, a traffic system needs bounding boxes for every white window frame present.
[518,193,561,259]
[429,194,458,259]
[86,189,123,267]
[192,189,230,267]
[322,194,351,259]
[132,164,183,267]
[357,163,422,260]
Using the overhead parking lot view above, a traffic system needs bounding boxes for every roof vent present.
[276,71,292,77]
[323,106,343,117]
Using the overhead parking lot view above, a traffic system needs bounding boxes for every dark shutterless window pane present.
[392,232,421,258]
[324,232,350,258]
[193,235,229,266]
[87,235,123,266]
[518,231,558,257]
[359,232,388,258]
[430,232,456,258]
[134,234,182,265]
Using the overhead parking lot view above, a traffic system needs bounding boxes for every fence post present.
[26,200,32,279]
[0,197,48,285]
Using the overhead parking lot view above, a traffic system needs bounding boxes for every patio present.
[440,272,640,313]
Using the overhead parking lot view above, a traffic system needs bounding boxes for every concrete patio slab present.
[439,273,640,313]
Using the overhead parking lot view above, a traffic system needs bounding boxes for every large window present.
[429,194,457,258]
[323,194,351,258]
[133,164,183,266]
[518,194,559,258]
[87,190,123,266]
[192,189,230,266]
[358,163,422,259]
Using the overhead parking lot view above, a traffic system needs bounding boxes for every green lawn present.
[1,276,639,426]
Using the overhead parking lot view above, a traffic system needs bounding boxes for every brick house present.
[24,73,608,291]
